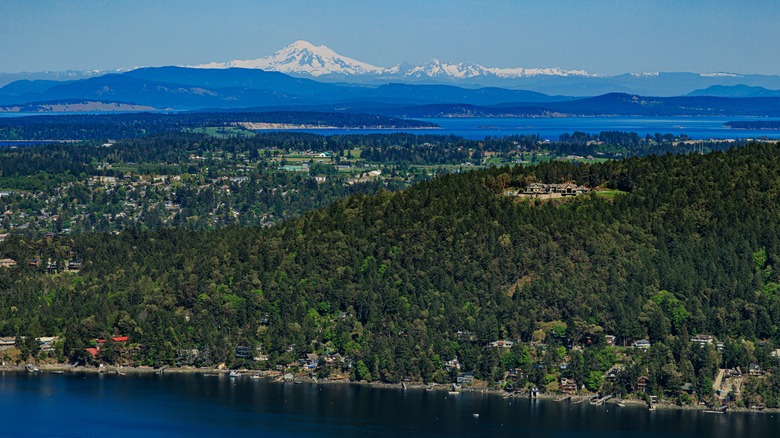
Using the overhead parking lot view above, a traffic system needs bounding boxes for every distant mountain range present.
[3,41,780,97]
[0,66,573,111]
[186,41,780,97]
[1,66,779,118]
[193,40,591,81]
[2,43,780,118]
[687,84,780,98]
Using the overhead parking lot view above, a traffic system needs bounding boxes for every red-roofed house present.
[86,347,100,356]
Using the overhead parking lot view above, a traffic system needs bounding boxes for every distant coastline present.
[725,120,780,130]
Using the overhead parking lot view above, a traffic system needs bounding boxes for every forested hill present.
[2,143,780,394]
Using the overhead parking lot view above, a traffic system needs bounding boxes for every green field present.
[594,189,629,197]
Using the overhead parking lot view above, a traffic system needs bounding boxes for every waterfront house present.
[507,368,524,380]
[689,334,715,347]
[749,363,762,376]
[0,258,17,268]
[489,340,514,348]
[560,378,578,394]
[0,336,16,350]
[299,353,319,370]
[605,365,624,382]
[632,339,651,349]
[444,357,461,372]
[37,336,58,352]
[636,376,649,393]
[235,346,252,359]
[457,372,474,384]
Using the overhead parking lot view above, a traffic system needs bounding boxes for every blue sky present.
[1,0,778,75]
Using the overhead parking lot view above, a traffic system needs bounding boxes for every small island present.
[725,120,780,130]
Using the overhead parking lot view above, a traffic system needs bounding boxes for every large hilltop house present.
[523,183,590,199]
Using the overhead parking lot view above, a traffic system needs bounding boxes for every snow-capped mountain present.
[398,58,591,79]
[193,40,593,81]
[194,40,385,77]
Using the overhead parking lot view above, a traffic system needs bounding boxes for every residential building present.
[457,372,474,385]
[560,378,578,394]
[632,339,651,349]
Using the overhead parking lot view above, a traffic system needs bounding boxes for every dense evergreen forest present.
[0,130,739,238]
[2,141,780,406]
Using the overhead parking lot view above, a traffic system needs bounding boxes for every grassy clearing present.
[594,189,629,197]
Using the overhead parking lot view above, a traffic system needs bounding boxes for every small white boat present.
[472,413,479,418]
[250,374,261,380]
[229,371,240,378]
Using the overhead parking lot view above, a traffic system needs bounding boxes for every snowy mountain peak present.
[192,41,594,81]
[193,40,385,77]
[288,40,319,50]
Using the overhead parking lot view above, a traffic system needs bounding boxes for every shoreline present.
[4,364,777,414]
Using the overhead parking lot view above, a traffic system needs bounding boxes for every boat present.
[229,370,240,378]
[472,413,479,418]
[249,374,261,380]
[617,401,626,407]
[25,364,39,373]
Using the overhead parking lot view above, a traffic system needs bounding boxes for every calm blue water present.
[279,117,780,141]
[1,115,779,141]
[1,372,777,437]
